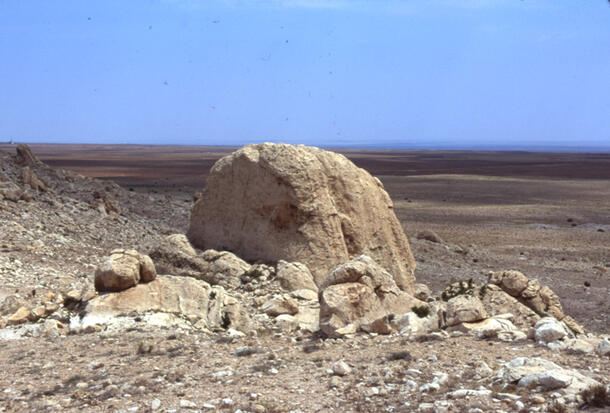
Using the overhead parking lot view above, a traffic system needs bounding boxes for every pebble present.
[151,399,161,410]
[179,399,197,409]
[332,360,352,376]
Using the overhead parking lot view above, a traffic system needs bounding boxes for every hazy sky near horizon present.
[1,0,609,149]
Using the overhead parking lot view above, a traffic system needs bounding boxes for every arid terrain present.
[0,143,608,413]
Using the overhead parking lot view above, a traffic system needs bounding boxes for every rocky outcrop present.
[188,143,416,293]
[81,275,248,331]
[477,284,540,329]
[319,255,421,337]
[149,234,250,289]
[488,270,583,334]
[494,357,600,394]
[21,167,46,192]
[94,249,157,292]
[15,144,40,166]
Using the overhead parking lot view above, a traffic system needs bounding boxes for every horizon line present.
[2,139,610,154]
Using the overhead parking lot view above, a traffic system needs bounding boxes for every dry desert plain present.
[0,143,609,413]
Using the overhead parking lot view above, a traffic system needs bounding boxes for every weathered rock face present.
[319,255,421,337]
[188,143,416,293]
[149,234,250,289]
[478,284,540,329]
[82,275,248,331]
[487,270,583,334]
[16,144,40,166]
[94,249,157,292]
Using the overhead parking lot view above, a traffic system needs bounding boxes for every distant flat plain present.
[2,143,609,332]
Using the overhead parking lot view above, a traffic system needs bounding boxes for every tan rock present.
[30,305,47,321]
[8,306,30,325]
[138,254,157,283]
[149,236,249,288]
[445,295,487,327]
[414,283,432,301]
[21,167,46,192]
[319,255,421,337]
[539,286,564,320]
[201,249,251,288]
[498,270,529,297]
[165,234,197,256]
[188,143,416,293]
[0,295,26,316]
[276,261,318,293]
[94,249,141,292]
[486,271,583,334]
[84,275,248,331]
[261,295,299,317]
[478,284,540,329]
[16,144,40,166]
[87,275,211,319]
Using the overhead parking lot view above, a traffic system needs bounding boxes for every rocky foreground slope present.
[0,144,608,412]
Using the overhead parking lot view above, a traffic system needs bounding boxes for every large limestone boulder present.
[319,255,421,337]
[94,249,157,292]
[188,143,416,293]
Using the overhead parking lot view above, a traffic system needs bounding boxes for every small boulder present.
[138,254,157,283]
[414,283,432,301]
[166,233,197,256]
[261,295,299,317]
[319,255,421,337]
[597,338,610,356]
[276,261,318,293]
[416,230,443,243]
[8,306,30,325]
[94,249,155,292]
[444,295,487,327]
[534,317,570,344]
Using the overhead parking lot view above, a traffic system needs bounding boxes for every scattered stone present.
[534,317,570,344]
[332,360,351,376]
[179,399,197,409]
[597,338,610,356]
[416,230,443,243]
[8,306,29,325]
[495,357,600,394]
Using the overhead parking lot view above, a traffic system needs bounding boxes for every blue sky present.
[0,0,609,149]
